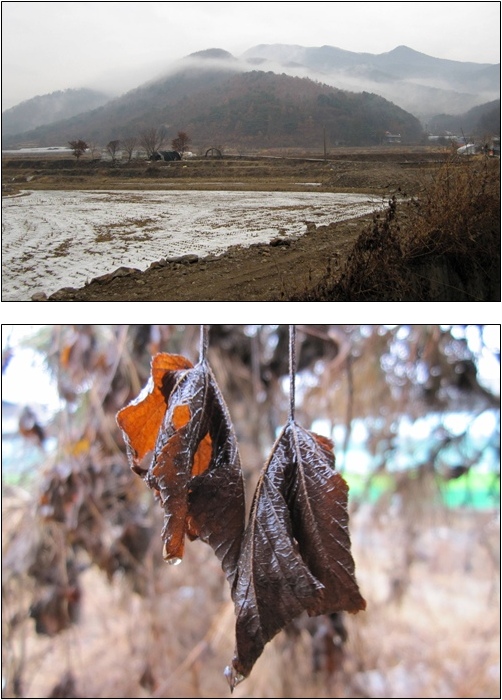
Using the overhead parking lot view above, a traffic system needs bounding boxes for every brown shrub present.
[298,155,500,301]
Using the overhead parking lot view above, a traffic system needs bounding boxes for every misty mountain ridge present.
[2,66,423,149]
[2,44,499,149]
[241,44,500,118]
[188,48,238,62]
[2,88,111,137]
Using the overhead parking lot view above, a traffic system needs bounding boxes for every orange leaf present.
[192,433,212,476]
[116,355,245,582]
[117,353,192,473]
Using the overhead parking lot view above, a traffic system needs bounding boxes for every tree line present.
[68,128,191,161]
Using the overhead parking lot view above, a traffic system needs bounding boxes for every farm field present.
[1,189,381,301]
[2,148,499,301]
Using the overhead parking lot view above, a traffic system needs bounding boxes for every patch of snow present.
[2,189,382,300]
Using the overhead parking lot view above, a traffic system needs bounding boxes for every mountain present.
[159,70,423,148]
[1,54,423,149]
[241,44,500,119]
[3,44,498,149]
[3,44,499,146]
[428,99,501,138]
[188,48,238,62]
[1,51,244,146]
[1,88,111,137]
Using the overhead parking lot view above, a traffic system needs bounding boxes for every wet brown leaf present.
[226,419,366,688]
[117,353,245,585]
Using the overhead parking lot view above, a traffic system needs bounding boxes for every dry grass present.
[2,483,499,699]
[297,155,501,301]
[404,156,500,259]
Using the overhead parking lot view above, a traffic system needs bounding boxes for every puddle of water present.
[2,189,382,300]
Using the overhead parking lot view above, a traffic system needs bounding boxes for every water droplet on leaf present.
[163,543,182,565]
[224,665,245,690]
[165,556,182,566]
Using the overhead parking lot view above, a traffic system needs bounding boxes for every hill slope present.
[2,63,423,149]
[429,99,501,138]
[168,71,423,148]
[1,88,111,137]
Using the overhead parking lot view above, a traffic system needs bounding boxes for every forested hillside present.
[429,99,501,139]
[1,88,111,137]
[167,71,423,148]
[3,68,423,149]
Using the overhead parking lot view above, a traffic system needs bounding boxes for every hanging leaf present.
[116,353,245,585]
[117,353,193,476]
[225,419,366,689]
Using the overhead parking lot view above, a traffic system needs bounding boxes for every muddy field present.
[2,148,498,301]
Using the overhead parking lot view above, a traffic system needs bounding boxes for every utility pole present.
[323,126,327,161]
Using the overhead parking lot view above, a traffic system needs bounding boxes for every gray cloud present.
[2,1,500,109]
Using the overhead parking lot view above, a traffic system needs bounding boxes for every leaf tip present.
[224,663,245,691]
[356,595,368,613]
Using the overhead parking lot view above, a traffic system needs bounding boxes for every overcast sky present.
[2,1,500,110]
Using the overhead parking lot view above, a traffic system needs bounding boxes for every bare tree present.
[121,136,137,162]
[106,140,121,162]
[87,142,101,159]
[171,131,191,154]
[68,139,88,159]
[139,126,166,159]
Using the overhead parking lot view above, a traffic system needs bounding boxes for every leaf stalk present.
[289,324,296,421]
[200,324,209,362]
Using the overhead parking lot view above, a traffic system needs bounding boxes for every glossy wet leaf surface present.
[226,419,366,687]
[117,353,245,585]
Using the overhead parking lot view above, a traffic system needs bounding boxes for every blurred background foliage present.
[1,324,500,699]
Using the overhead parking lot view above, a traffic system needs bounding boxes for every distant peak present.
[385,45,426,57]
[186,48,236,61]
